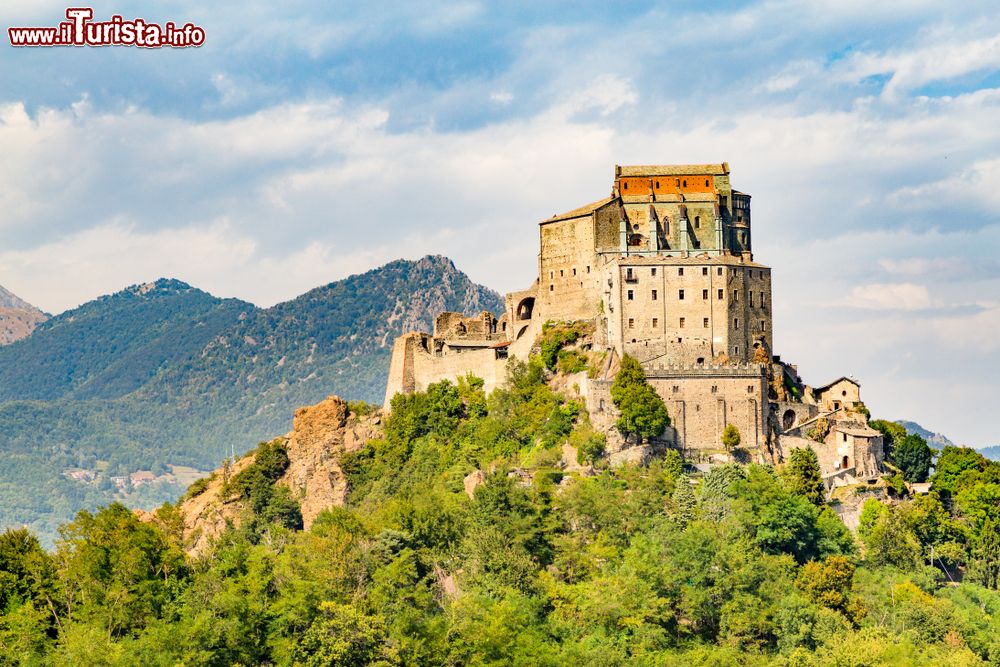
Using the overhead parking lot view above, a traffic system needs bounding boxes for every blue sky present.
[1,1,999,446]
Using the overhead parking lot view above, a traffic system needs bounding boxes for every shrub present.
[347,400,379,417]
[538,321,590,371]
[806,418,830,443]
[721,424,741,451]
[556,349,588,375]
[181,473,213,501]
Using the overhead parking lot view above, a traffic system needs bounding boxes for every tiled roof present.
[543,196,616,224]
[617,163,729,177]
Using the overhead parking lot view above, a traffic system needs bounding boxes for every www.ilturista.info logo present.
[8,8,205,48]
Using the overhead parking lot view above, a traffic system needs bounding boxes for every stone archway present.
[516,297,535,321]
[782,409,796,431]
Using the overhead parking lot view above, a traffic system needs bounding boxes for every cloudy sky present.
[1,1,998,446]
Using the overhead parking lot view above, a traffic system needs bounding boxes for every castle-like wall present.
[645,363,768,454]
[538,213,604,322]
[603,256,772,365]
[777,428,884,483]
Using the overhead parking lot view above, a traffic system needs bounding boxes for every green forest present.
[2,356,1000,665]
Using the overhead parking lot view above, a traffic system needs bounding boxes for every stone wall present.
[538,214,604,322]
[816,378,861,412]
[603,256,773,365]
[645,363,768,454]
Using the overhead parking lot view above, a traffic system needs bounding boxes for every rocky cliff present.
[0,284,47,345]
[174,396,380,556]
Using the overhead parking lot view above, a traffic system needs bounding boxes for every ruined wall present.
[775,401,819,433]
[384,332,423,404]
[433,311,497,338]
[384,318,542,408]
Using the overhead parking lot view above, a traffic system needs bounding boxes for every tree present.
[610,355,669,442]
[892,434,934,483]
[870,419,906,459]
[721,424,741,451]
[782,448,825,505]
[931,446,1000,495]
[56,503,187,637]
[663,450,684,480]
[861,506,921,569]
[291,602,398,666]
[671,477,697,526]
[796,555,857,614]
[968,517,1000,590]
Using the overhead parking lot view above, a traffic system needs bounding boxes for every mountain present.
[0,283,37,309]
[0,256,503,543]
[897,420,956,450]
[0,279,252,401]
[0,283,48,345]
[980,445,1000,462]
[140,254,503,415]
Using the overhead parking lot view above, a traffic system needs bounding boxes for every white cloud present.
[838,283,933,311]
[877,256,965,277]
[836,30,1000,98]
[761,60,823,93]
[888,157,1000,211]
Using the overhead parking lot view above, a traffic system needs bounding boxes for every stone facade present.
[383,163,883,481]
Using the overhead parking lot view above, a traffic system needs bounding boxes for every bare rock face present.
[0,285,47,345]
[174,395,381,556]
[283,396,379,529]
[463,470,486,499]
[175,455,255,558]
[0,308,47,344]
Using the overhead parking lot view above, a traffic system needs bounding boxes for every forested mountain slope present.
[0,256,502,543]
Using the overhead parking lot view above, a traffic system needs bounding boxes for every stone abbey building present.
[385,164,883,484]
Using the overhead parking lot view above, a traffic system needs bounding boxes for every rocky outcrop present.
[283,396,380,528]
[173,396,381,556]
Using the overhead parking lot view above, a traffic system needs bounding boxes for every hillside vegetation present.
[2,355,1000,665]
[0,256,502,544]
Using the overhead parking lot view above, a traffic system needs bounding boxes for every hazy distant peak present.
[0,284,40,311]
[898,420,956,449]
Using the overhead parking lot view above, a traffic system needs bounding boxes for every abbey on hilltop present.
[385,163,883,485]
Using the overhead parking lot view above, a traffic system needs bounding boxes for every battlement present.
[643,361,768,378]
